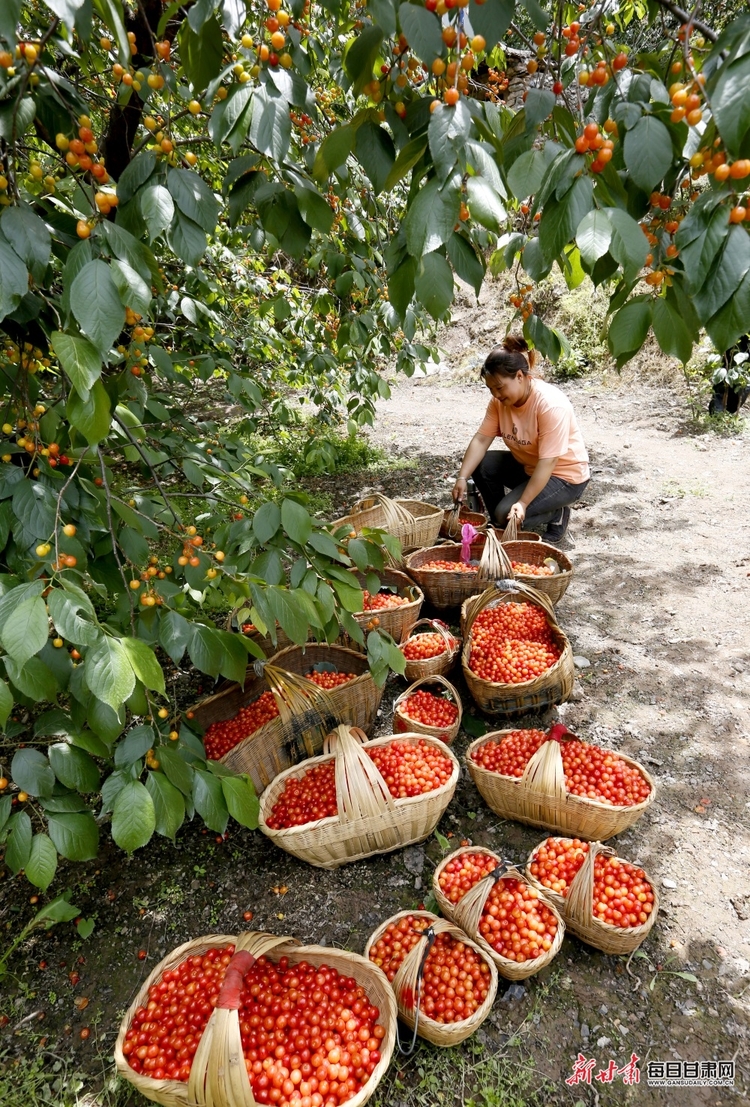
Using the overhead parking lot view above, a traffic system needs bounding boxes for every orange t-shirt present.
[478,379,590,484]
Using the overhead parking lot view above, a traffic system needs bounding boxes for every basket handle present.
[444,504,462,540]
[564,841,612,930]
[501,517,519,543]
[326,724,396,822]
[357,493,417,531]
[391,917,456,1053]
[393,675,463,731]
[478,528,513,580]
[518,732,567,800]
[451,859,526,937]
[400,618,458,652]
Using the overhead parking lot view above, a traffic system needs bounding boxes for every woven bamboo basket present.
[364,910,498,1047]
[331,494,442,554]
[432,846,565,981]
[115,930,397,1107]
[499,519,573,605]
[500,519,543,543]
[348,567,423,645]
[393,675,463,745]
[525,839,659,954]
[466,725,656,838]
[400,618,461,681]
[190,645,383,793]
[404,528,510,609]
[460,581,575,717]
[258,724,459,869]
[440,505,486,540]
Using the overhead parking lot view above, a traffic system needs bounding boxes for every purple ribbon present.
[461,522,478,563]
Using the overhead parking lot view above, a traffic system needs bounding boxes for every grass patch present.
[0,1050,85,1107]
[245,425,388,479]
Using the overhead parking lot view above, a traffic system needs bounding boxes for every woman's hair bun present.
[502,335,530,354]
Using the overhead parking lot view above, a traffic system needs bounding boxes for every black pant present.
[472,450,589,528]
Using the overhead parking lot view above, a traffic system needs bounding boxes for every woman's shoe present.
[544,506,570,546]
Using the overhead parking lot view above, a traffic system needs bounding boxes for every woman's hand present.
[452,477,467,504]
[508,501,526,525]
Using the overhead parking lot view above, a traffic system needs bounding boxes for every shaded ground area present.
[1,363,749,1107]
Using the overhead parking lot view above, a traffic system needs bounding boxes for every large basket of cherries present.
[433,846,565,981]
[525,837,659,954]
[466,724,655,839]
[364,911,497,1047]
[115,929,397,1107]
[258,724,459,869]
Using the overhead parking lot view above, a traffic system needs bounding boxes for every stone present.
[662,878,678,889]
[501,984,526,1002]
[573,656,591,669]
[581,1023,590,1038]
[402,845,425,877]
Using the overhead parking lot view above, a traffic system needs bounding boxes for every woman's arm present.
[507,457,558,523]
[452,432,494,503]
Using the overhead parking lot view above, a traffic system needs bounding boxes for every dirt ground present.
[1,293,749,1106]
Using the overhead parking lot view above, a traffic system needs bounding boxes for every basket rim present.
[503,540,573,577]
[464,730,657,815]
[362,909,498,1035]
[258,730,460,838]
[115,932,398,1103]
[333,497,443,525]
[405,542,486,570]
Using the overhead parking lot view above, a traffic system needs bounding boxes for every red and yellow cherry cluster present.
[368,915,492,1024]
[402,633,450,661]
[397,689,458,729]
[468,603,561,684]
[511,561,555,577]
[204,692,280,760]
[418,559,477,573]
[305,670,357,690]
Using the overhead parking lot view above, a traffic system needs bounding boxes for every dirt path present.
[366,363,750,1102]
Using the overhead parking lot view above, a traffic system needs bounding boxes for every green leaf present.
[10,483,56,541]
[146,772,185,840]
[193,769,229,833]
[463,714,488,738]
[705,268,750,353]
[46,811,99,861]
[168,168,220,234]
[383,136,427,190]
[111,259,152,317]
[35,892,80,926]
[608,300,653,367]
[1,204,51,282]
[415,251,454,319]
[524,314,562,363]
[67,380,111,446]
[466,177,506,233]
[576,209,612,267]
[116,151,157,205]
[428,99,470,184]
[169,211,208,267]
[111,780,155,852]
[354,122,395,194]
[677,202,729,294]
[178,14,224,92]
[313,125,354,182]
[506,147,554,202]
[76,917,95,939]
[69,260,125,355]
[405,175,461,256]
[266,587,310,644]
[539,175,593,263]
[51,332,102,403]
[25,833,58,892]
[368,0,396,37]
[47,589,100,648]
[5,656,58,703]
[281,499,312,544]
[5,811,32,874]
[388,256,417,320]
[693,225,750,324]
[114,724,155,768]
[159,609,193,665]
[711,52,750,157]
[606,208,649,280]
[158,747,195,796]
[92,0,130,65]
[398,3,443,64]
[121,637,166,695]
[218,631,250,685]
[11,748,55,797]
[0,596,49,666]
[521,0,549,31]
[345,25,384,96]
[253,501,281,543]
[189,625,225,678]
[524,88,555,131]
[296,186,335,234]
[221,774,260,829]
[623,116,673,193]
[0,681,12,729]
[469,0,514,47]
[85,638,135,711]
[249,85,291,163]
[0,794,10,833]
[0,0,22,46]
[652,296,693,364]
[0,235,30,323]
[140,183,175,242]
[48,743,99,793]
